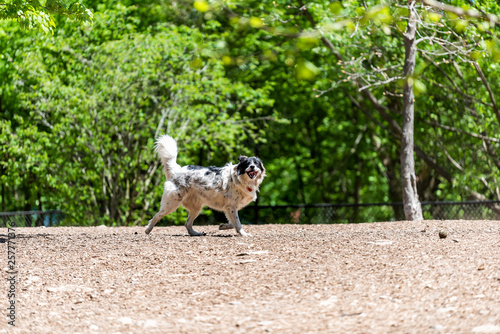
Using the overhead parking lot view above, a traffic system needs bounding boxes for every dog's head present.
[236,155,266,184]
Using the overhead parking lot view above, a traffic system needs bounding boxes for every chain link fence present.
[1,201,499,227]
[0,210,63,228]
[240,201,500,225]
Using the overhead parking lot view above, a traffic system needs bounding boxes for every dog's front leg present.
[225,209,251,237]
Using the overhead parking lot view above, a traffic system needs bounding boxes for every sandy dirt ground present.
[1,220,500,333]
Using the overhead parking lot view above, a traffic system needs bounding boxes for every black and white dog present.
[145,135,266,237]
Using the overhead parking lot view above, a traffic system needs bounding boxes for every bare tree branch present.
[358,76,404,92]
[421,120,500,143]
[296,0,342,60]
[420,77,494,108]
[418,0,500,24]
[472,61,500,127]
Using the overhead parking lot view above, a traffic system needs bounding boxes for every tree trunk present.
[401,2,423,221]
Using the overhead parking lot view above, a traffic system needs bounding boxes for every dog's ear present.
[238,155,248,162]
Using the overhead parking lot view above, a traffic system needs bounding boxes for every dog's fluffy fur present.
[145,135,266,236]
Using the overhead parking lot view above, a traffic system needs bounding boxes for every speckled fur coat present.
[145,135,266,237]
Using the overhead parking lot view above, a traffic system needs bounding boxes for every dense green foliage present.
[1,0,499,225]
[0,0,92,33]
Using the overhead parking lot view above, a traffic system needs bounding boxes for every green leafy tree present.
[0,0,93,32]
[197,0,500,218]
[0,5,273,224]
[2,0,500,226]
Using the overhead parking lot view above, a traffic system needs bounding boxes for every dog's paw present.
[188,230,206,237]
[145,226,153,235]
[238,230,252,237]
[219,223,234,230]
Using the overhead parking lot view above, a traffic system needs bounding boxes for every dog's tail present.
[155,135,180,179]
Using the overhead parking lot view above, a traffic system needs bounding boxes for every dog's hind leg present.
[145,197,180,235]
[184,206,205,236]
[219,223,234,230]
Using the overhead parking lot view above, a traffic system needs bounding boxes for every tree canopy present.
[0,0,92,32]
[1,0,499,225]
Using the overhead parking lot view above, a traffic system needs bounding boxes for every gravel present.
[2,220,499,333]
